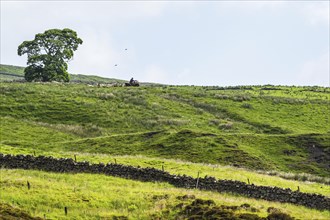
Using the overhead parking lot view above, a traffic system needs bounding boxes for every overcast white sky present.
[1,1,329,86]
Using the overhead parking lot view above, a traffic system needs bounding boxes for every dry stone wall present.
[0,153,329,211]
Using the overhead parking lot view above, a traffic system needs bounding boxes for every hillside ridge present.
[0,64,127,84]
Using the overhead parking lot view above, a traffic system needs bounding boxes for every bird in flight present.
[114,49,127,67]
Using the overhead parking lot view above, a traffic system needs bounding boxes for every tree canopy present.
[18,28,83,82]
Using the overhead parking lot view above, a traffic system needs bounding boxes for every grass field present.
[0,64,329,219]
[1,169,329,219]
[1,80,329,176]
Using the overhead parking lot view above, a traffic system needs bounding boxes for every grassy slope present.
[1,169,329,220]
[0,64,125,84]
[0,64,25,76]
[1,64,330,219]
[1,82,329,176]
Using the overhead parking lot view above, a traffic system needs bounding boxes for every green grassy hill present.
[1,80,329,176]
[1,64,329,219]
[0,64,125,84]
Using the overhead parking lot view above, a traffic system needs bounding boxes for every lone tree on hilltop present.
[18,28,83,82]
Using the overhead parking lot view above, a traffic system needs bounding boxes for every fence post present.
[27,181,30,190]
[74,154,77,162]
[162,165,164,171]
[195,171,200,189]
[64,207,68,215]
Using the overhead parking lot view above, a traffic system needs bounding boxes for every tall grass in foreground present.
[1,169,329,219]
